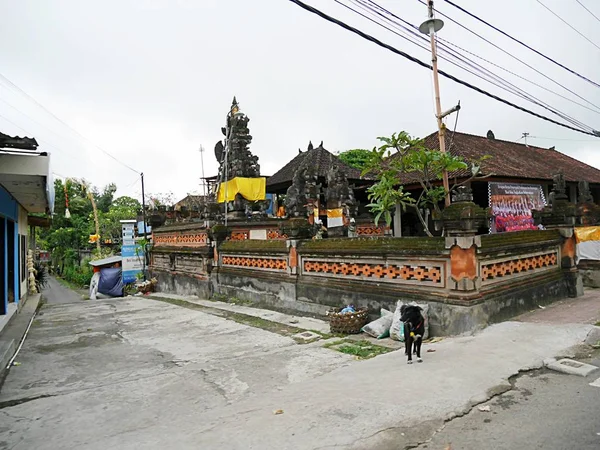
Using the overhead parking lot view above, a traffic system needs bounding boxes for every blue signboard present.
[121,221,143,284]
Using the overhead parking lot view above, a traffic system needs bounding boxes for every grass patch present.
[595,321,600,327]
[323,339,393,359]
[146,295,309,338]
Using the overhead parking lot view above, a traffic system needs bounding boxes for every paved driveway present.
[0,297,352,450]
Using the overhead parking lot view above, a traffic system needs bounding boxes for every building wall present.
[18,205,28,300]
[0,185,19,314]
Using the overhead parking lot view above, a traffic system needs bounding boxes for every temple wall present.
[151,223,578,336]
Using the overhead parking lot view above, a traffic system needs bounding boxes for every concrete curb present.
[0,294,42,386]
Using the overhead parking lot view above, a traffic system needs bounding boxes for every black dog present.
[400,304,425,364]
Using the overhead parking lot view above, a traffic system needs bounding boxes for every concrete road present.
[42,276,84,304]
[418,360,600,450]
[0,294,597,450]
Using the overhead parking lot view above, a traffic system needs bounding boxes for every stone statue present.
[452,185,474,203]
[285,165,307,217]
[552,170,567,200]
[578,180,594,204]
[211,97,263,219]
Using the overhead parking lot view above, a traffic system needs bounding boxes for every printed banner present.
[121,221,143,283]
[489,183,545,233]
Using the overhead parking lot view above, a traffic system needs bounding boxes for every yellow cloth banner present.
[327,208,343,218]
[574,226,600,243]
[217,177,266,203]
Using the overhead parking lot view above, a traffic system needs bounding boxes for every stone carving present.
[285,165,308,217]
[577,180,600,226]
[578,180,593,204]
[552,170,567,200]
[533,171,577,227]
[451,185,474,203]
[211,97,262,219]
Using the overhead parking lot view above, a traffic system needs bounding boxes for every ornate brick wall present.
[300,256,446,287]
[220,254,288,272]
[153,231,208,247]
[480,250,559,285]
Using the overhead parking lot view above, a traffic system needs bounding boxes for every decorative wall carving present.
[300,257,445,287]
[356,225,386,236]
[221,254,288,272]
[480,250,558,284]
[154,232,208,247]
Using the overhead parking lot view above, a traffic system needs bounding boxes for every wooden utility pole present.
[421,0,451,206]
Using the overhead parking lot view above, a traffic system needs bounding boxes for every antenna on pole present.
[522,132,529,146]
[199,144,206,197]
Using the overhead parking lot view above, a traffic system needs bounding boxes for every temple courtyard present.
[2,283,600,449]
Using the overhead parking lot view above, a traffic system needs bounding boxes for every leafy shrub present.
[34,262,49,291]
[62,265,93,287]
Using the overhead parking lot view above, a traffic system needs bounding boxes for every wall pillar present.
[287,239,299,275]
[559,227,584,297]
[445,236,481,292]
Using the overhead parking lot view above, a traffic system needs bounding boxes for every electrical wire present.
[0,97,93,162]
[437,37,600,115]
[528,135,600,142]
[0,73,140,174]
[416,0,600,113]
[535,0,600,52]
[288,0,599,137]
[440,0,600,88]
[0,112,85,162]
[338,0,597,131]
[575,0,600,24]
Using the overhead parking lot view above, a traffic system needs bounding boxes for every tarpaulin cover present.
[98,267,124,297]
[217,177,266,203]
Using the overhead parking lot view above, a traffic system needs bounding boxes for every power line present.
[415,0,600,113]
[0,73,140,174]
[0,97,92,163]
[440,0,600,88]
[0,112,82,161]
[288,0,600,137]
[354,0,600,119]
[528,135,600,142]
[575,0,600,24]
[339,0,597,131]
[437,37,600,115]
[535,0,600,52]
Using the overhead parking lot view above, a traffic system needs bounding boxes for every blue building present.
[0,133,54,317]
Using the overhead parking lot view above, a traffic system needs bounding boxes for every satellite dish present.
[419,18,444,35]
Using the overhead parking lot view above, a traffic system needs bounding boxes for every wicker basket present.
[327,307,369,334]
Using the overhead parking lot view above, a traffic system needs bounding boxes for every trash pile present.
[361,300,430,342]
[136,277,158,294]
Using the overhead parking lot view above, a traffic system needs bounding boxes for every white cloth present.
[576,241,600,264]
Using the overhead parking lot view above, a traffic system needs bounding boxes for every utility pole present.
[140,172,147,280]
[419,0,456,207]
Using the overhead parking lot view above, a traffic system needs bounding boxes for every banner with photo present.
[489,182,546,233]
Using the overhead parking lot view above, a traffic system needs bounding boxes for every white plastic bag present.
[362,308,393,339]
[390,300,406,342]
[89,272,100,300]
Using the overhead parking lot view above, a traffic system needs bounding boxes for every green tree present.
[363,132,487,236]
[98,196,141,243]
[337,149,372,171]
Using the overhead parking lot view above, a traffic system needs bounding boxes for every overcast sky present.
[1,0,599,204]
